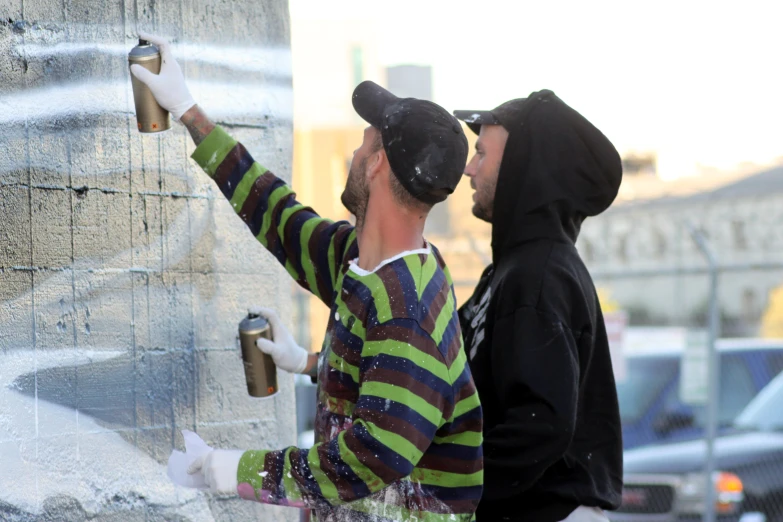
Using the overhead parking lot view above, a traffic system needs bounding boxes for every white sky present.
[289,0,783,180]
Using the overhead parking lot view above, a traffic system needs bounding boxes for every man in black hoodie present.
[453,90,623,522]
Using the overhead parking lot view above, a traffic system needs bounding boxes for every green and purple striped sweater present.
[192,127,483,522]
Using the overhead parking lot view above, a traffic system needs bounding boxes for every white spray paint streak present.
[1,34,293,520]
[15,41,292,76]
[0,198,213,514]
[0,352,214,519]
[1,15,295,522]
[0,80,292,125]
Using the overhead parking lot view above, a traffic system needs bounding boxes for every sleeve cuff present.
[237,449,271,487]
[190,126,238,178]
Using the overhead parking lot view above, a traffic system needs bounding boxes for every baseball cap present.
[352,81,468,205]
[453,97,533,135]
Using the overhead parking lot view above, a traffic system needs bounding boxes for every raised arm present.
[130,33,356,305]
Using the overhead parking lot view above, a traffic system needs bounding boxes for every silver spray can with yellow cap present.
[128,39,171,133]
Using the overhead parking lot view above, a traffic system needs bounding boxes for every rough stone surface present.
[0,1,296,520]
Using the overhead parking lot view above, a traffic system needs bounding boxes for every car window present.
[767,352,783,379]
[736,371,783,430]
[617,357,677,424]
[690,354,757,428]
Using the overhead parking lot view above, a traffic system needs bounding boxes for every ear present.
[366,148,389,182]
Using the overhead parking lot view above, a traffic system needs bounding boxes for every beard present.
[471,170,498,223]
[341,156,370,226]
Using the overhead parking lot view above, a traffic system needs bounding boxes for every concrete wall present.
[0,2,298,520]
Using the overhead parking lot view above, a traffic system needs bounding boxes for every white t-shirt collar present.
[348,241,431,277]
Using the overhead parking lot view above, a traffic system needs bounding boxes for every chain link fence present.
[586,212,783,522]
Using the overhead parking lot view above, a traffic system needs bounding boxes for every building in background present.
[288,18,379,352]
[580,163,783,336]
[621,151,658,177]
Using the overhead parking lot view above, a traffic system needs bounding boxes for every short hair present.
[371,131,433,213]
[369,131,383,153]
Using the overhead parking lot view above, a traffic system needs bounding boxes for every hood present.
[491,90,622,262]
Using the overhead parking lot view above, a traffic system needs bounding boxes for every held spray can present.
[238,312,278,398]
[128,39,171,133]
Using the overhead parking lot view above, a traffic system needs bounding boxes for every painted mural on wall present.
[0,2,297,520]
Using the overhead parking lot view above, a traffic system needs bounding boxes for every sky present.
[288,0,783,180]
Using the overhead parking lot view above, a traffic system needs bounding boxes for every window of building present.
[732,220,748,250]
[616,234,629,263]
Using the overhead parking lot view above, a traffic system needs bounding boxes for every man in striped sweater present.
[132,33,483,521]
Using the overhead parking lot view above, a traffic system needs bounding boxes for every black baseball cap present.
[352,81,468,205]
[453,98,531,135]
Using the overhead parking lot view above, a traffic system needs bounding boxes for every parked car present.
[609,369,783,522]
[618,337,783,449]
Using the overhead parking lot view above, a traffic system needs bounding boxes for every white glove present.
[249,306,309,374]
[130,31,196,120]
[187,448,244,495]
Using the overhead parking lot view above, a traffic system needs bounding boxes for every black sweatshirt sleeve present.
[482,306,580,500]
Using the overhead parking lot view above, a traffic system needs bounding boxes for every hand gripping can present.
[128,39,171,133]
[238,312,277,398]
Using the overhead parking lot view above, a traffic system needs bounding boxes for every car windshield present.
[734,371,783,431]
[616,357,678,424]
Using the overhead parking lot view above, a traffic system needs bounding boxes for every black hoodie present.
[457,90,624,522]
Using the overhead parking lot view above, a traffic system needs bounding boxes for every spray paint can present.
[128,39,171,133]
[238,312,278,398]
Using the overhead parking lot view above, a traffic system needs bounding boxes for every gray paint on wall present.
[0,2,297,520]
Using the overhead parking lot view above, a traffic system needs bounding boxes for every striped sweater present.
[191,127,483,522]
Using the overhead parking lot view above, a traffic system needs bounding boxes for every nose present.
[464,155,478,178]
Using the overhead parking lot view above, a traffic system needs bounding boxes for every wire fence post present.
[687,222,720,522]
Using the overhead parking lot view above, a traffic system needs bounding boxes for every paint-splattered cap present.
[352,81,468,205]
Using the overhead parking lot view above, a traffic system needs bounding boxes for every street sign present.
[680,329,709,405]
[605,311,628,383]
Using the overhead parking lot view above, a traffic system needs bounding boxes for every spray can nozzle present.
[138,38,150,46]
